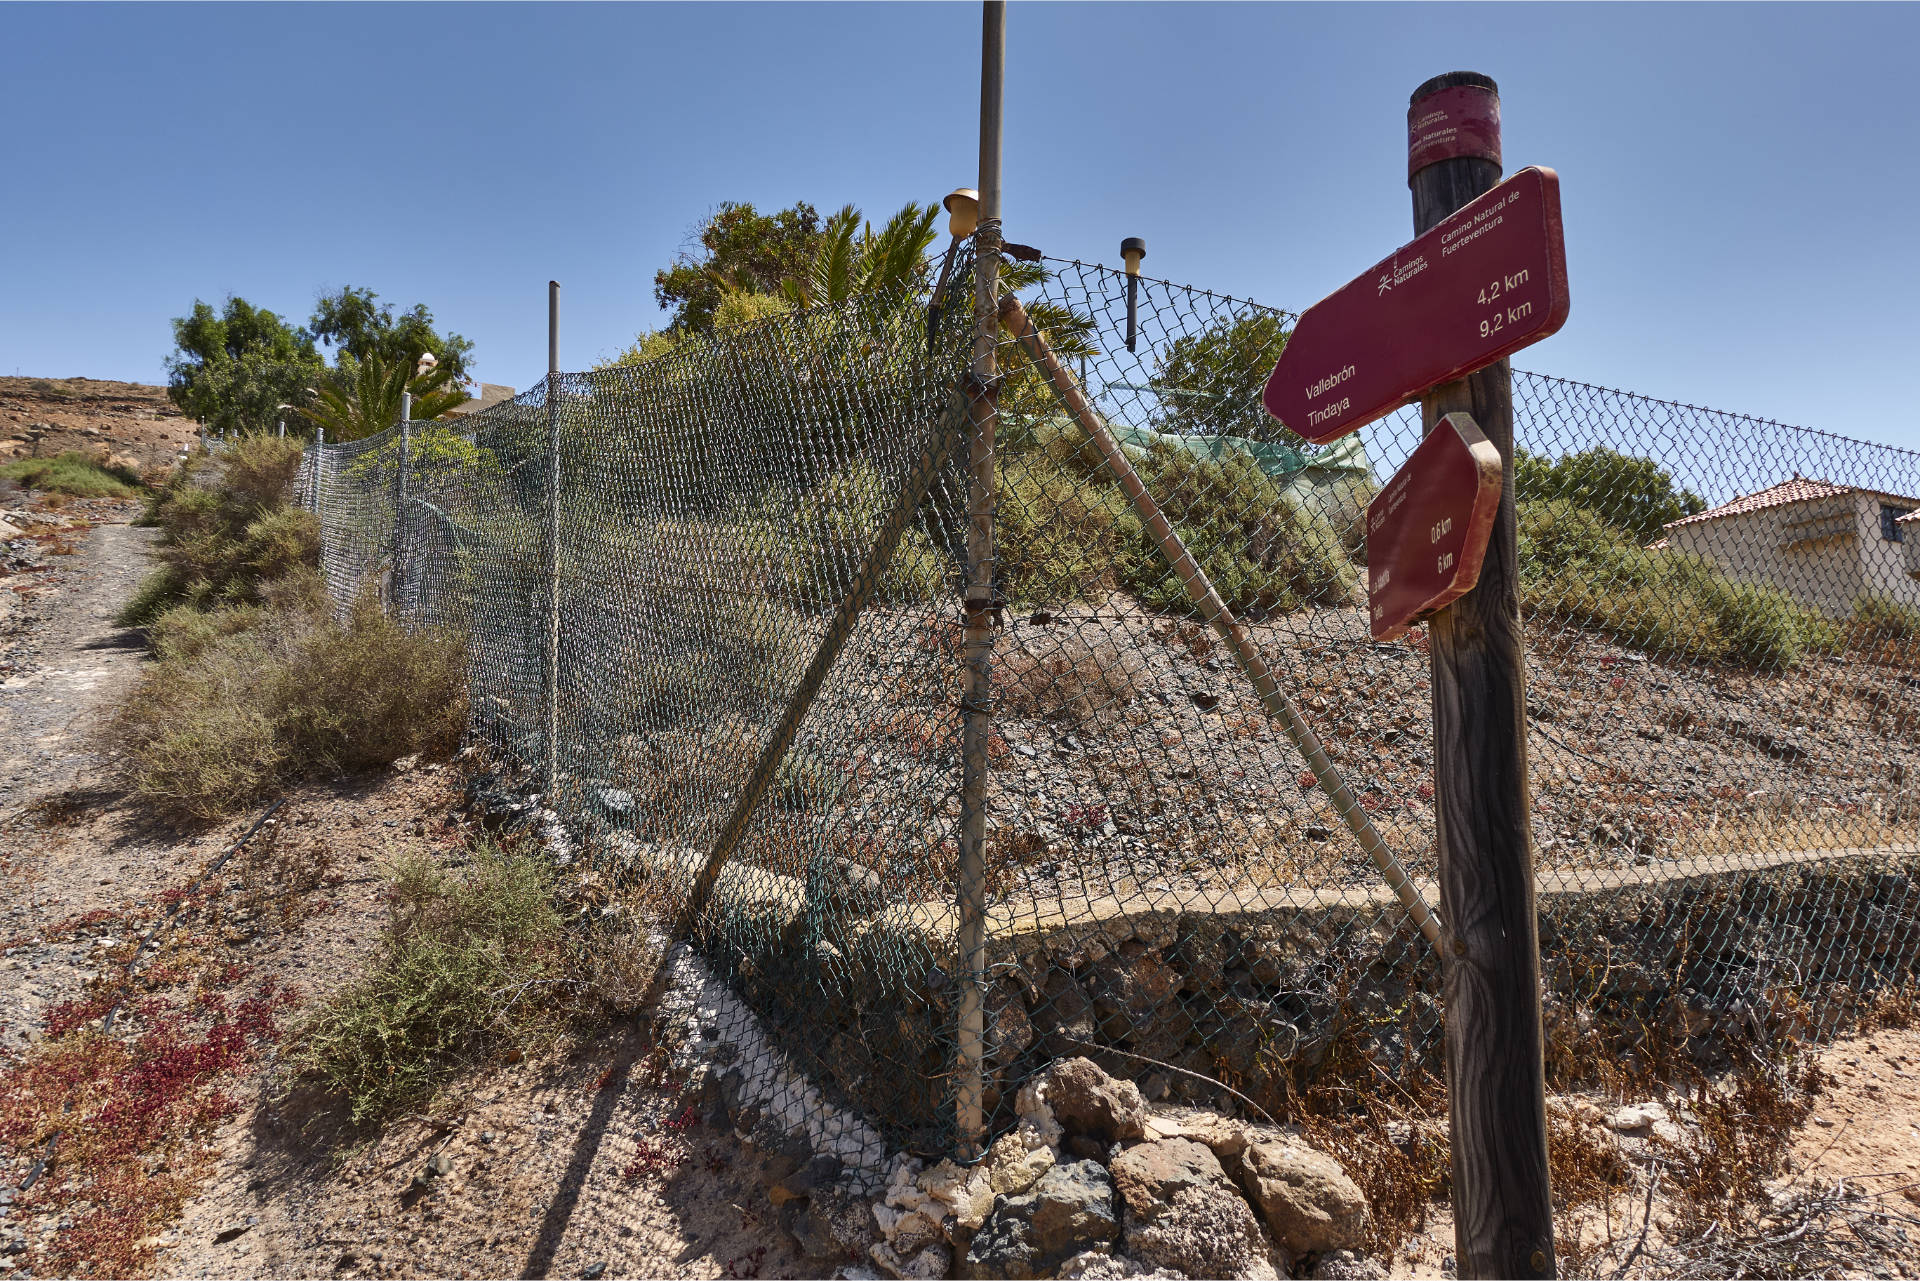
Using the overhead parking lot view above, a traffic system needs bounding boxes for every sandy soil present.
[0,377,194,472]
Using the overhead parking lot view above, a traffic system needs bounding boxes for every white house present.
[1658,475,1920,617]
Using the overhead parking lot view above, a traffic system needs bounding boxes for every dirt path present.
[0,512,153,805]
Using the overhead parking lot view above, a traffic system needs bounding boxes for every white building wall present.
[1666,496,1865,618]
[1668,492,1920,617]
[1859,493,1920,604]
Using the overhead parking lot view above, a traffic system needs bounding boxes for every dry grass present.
[996,628,1145,727]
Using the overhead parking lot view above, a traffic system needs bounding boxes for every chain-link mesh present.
[301,247,1920,1162]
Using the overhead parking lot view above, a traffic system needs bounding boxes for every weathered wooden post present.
[954,0,1004,1160]
[1408,71,1556,1279]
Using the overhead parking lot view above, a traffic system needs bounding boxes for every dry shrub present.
[577,919,666,1018]
[996,628,1144,726]
[1656,1053,1826,1241]
[118,435,316,627]
[106,586,467,821]
[289,843,565,1122]
[277,594,468,772]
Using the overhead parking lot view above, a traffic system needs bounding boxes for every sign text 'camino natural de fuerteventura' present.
[1262,165,1569,445]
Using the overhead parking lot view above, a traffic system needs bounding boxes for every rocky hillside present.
[0,375,196,471]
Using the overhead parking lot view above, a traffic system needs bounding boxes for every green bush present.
[117,436,318,628]
[1518,499,1813,670]
[288,843,565,1122]
[775,460,950,606]
[995,444,1145,605]
[1127,447,1358,615]
[1850,593,1920,641]
[0,451,142,499]
[994,425,1360,615]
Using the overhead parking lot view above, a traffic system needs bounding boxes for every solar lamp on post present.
[927,187,982,350]
[1121,237,1146,353]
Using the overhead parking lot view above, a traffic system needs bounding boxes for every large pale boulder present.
[1230,1139,1370,1254]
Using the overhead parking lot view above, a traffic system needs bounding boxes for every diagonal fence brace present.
[673,398,967,942]
[999,294,1445,949]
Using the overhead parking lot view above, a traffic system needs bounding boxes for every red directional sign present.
[1366,412,1503,642]
[1263,166,1568,445]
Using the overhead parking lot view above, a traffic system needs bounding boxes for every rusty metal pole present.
[954,0,1004,1161]
[544,281,562,804]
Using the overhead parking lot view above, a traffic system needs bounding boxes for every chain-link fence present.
[298,246,1920,1164]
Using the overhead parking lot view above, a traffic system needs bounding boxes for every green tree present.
[1151,312,1297,442]
[1514,446,1707,543]
[165,297,324,436]
[309,286,474,382]
[295,348,469,442]
[654,201,824,334]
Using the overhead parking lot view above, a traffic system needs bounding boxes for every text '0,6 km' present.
[1365,411,1503,643]
[1262,165,1569,445]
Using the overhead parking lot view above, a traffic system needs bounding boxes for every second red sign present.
[1366,411,1503,642]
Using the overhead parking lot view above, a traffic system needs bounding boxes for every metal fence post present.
[544,281,562,803]
[393,393,411,612]
[314,426,325,526]
[955,0,1004,1162]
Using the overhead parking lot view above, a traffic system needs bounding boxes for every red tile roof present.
[1662,476,1854,531]
[1662,475,1919,532]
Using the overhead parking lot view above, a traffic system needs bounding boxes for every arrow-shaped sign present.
[1365,411,1503,642]
[1264,166,1569,445]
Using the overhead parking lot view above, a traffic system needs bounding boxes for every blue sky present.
[2,3,1916,448]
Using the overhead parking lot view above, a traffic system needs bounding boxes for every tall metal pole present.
[394,393,412,612]
[954,0,1004,1161]
[1409,71,1554,1280]
[543,281,563,804]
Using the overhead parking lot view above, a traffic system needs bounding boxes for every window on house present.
[1882,503,1914,542]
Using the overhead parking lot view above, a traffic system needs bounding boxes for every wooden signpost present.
[1265,71,1562,1278]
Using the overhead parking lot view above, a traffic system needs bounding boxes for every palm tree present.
[296,350,469,442]
[777,202,941,308]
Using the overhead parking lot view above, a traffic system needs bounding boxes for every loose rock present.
[1109,1139,1280,1280]
[1230,1139,1369,1254]
[1035,1059,1147,1144]
[963,1160,1119,1279]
